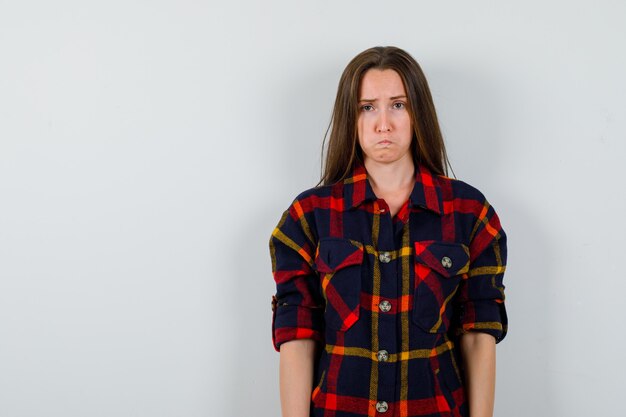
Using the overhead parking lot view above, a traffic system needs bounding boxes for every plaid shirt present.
[270,162,507,417]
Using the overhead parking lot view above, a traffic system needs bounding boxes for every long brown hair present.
[319,46,452,186]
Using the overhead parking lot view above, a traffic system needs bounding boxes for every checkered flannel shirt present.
[270,162,507,417]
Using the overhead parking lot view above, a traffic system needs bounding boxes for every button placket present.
[373,201,396,416]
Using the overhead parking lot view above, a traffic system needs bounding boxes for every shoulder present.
[438,175,506,242]
[436,174,488,203]
[436,175,504,229]
[286,182,339,213]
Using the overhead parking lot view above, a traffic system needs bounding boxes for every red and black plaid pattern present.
[270,162,507,417]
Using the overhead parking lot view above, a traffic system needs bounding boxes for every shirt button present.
[377,350,389,362]
[376,401,389,413]
[441,256,452,269]
[379,252,391,263]
[379,300,391,312]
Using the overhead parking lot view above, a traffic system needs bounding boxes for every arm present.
[454,195,507,415]
[460,332,496,417]
[279,339,317,417]
[269,201,325,415]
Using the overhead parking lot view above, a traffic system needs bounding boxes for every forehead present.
[359,69,406,98]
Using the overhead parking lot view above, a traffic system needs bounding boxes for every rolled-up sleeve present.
[455,198,508,343]
[269,200,324,351]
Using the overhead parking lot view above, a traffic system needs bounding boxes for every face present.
[357,69,413,165]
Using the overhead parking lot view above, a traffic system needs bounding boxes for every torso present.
[270,162,508,417]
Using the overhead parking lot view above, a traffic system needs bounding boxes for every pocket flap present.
[414,240,469,278]
[315,238,364,273]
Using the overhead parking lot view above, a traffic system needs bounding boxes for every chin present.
[373,156,398,163]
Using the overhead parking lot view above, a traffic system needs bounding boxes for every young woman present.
[270,46,507,417]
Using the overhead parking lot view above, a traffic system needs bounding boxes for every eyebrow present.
[358,95,407,102]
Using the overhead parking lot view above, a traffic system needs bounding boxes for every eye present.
[360,104,374,112]
[393,102,406,110]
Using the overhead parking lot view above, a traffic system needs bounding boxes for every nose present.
[376,109,392,132]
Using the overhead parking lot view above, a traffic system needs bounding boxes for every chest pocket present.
[413,240,469,333]
[314,238,364,332]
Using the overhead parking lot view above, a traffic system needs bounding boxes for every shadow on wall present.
[497,197,558,417]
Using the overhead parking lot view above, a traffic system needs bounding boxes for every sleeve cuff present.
[457,299,508,343]
[272,302,325,351]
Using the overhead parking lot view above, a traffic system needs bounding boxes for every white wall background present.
[1,1,624,416]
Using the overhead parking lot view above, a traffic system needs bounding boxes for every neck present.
[363,155,415,193]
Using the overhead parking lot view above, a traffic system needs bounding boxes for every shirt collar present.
[343,162,443,215]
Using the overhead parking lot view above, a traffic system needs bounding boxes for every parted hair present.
[320,46,451,186]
